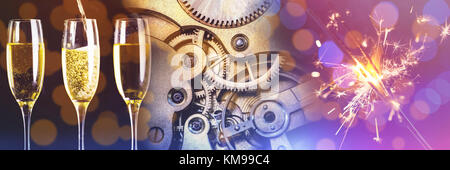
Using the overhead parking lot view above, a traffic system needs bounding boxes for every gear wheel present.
[178,0,273,28]
[204,52,282,91]
[167,28,228,80]
[194,79,218,115]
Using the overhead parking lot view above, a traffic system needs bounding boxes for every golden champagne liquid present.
[113,43,151,104]
[62,47,100,103]
[6,43,45,106]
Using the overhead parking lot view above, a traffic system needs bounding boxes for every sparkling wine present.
[76,0,88,32]
[76,0,87,20]
[6,43,45,106]
[62,47,100,103]
[113,43,151,103]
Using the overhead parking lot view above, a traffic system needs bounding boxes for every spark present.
[316,40,322,47]
[384,28,393,45]
[316,9,433,150]
[328,108,336,115]
[311,71,321,77]
[326,11,350,31]
[391,41,403,52]
[362,39,368,48]
[336,91,346,98]
[373,118,382,143]
[314,89,323,97]
[346,10,351,15]
[441,21,450,43]
[327,12,341,30]
[416,16,430,24]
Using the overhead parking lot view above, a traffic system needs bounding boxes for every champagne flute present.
[113,18,151,150]
[62,18,100,150]
[7,19,45,150]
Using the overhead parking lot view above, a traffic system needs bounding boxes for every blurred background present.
[0,0,448,150]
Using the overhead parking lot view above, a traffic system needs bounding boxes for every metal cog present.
[178,0,273,28]
[204,53,282,91]
[194,79,218,115]
[167,28,229,82]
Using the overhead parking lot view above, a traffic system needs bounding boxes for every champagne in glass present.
[62,18,100,150]
[6,19,45,150]
[113,18,151,150]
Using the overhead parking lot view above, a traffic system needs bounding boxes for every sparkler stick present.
[306,6,433,150]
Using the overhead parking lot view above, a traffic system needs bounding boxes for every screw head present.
[148,127,164,144]
[188,117,205,134]
[168,88,185,105]
[231,34,249,51]
[172,92,184,103]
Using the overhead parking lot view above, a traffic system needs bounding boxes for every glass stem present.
[74,102,88,150]
[127,100,141,150]
[20,103,33,150]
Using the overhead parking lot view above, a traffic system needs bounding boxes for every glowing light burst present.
[416,15,431,24]
[441,21,450,43]
[326,10,350,30]
[315,11,436,150]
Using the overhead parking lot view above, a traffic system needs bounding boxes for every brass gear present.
[177,0,272,28]
[194,79,218,115]
[204,52,282,91]
[167,28,228,81]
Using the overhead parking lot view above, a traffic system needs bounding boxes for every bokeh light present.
[412,37,438,61]
[318,41,344,67]
[292,29,314,51]
[19,2,37,19]
[423,0,450,25]
[31,119,57,146]
[392,136,405,150]
[92,111,120,146]
[50,5,74,31]
[45,50,62,76]
[280,1,307,30]
[0,19,7,48]
[315,138,336,150]
[414,88,441,114]
[410,100,431,120]
[371,1,399,28]
[428,71,450,104]
[137,108,151,141]
[96,72,107,94]
[265,0,281,16]
[143,91,154,105]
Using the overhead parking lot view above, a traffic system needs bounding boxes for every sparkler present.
[441,21,450,43]
[314,9,439,150]
[326,11,350,30]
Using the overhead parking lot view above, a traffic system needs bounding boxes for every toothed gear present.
[178,0,273,28]
[195,79,218,115]
[168,28,226,115]
[167,29,228,82]
[204,53,282,91]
